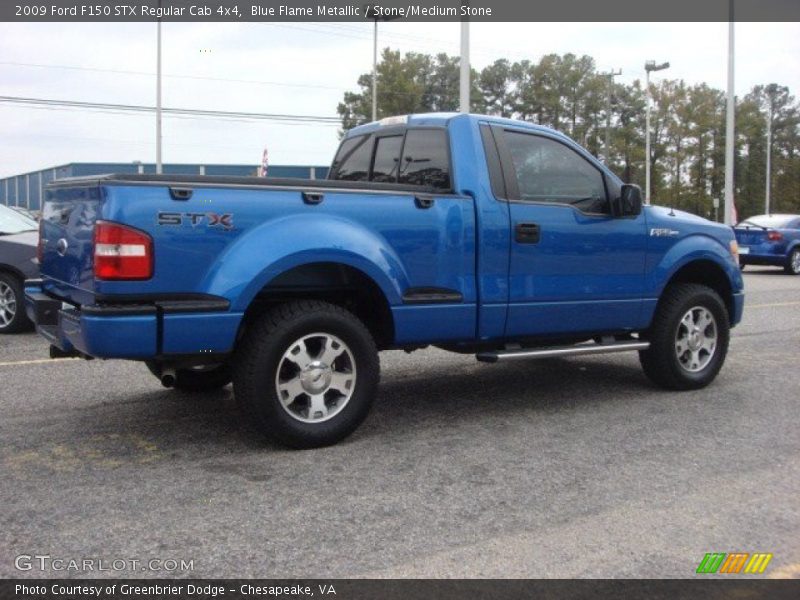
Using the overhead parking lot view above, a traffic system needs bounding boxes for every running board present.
[476,340,650,363]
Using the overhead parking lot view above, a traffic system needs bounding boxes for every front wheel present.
[233,300,380,449]
[785,248,800,275]
[639,283,730,390]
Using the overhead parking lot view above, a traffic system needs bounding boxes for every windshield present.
[738,215,795,229]
[0,205,38,234]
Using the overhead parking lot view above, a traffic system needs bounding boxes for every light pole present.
[764,84,778,215]
[459,2,470,113]
[604,69,621,163]
[723,6,735,225]
[371,18,378,122]
[365,9,401,122]
[644,60,669,204]
[156,2,162,174]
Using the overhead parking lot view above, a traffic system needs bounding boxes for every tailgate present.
[40,184,103,306]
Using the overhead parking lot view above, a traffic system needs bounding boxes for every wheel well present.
[666,260,734,323]
[240,262,395,349]
[0,265,25,281]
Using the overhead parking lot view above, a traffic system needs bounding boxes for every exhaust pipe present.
[160,367,177,388]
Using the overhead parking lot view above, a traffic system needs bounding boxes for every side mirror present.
[612,184,643,217]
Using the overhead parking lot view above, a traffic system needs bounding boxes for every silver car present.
[0,205,39,333]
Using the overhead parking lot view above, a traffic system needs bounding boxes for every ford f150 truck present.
[25,113,745,448]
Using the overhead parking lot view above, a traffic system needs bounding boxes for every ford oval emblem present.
[56,238,69,256]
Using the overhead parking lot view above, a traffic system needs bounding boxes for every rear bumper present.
[24,280,242,360]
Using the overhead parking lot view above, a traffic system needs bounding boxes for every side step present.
[476,340,650,363]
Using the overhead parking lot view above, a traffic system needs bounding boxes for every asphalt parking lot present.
[1,268,798,579]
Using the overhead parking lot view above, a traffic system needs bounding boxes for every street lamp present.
[644,60,669,204]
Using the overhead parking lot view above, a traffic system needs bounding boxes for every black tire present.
[784,248,800,275]
[639,283,730,391]
[0,272,33,334]
[145,361,232,392]
[233,300,380,449]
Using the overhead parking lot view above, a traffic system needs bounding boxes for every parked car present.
[25,113,744,447]
[0,204,38,332]
[734,214,800,274]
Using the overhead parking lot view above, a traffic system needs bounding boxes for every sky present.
[1,21,799,178]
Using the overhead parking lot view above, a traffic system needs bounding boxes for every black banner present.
[3,580,800,600]
[3,0,800,23]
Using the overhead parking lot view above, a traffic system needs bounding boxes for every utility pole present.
[645,60,670,204]
[371,18,378,122]
[459,2,470,113]
[604,69,621,164]
[723,4,735,225]
[156,1,162,174]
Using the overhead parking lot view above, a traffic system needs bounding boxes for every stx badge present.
[157,212,233,230]
[650,228,680,237]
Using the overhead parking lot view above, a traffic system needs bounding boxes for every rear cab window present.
[329,127,452,191]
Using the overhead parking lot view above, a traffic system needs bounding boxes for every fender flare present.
[650,234,743,298]
[200,214,410,312]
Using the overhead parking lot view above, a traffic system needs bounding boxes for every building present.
[0,162,330,211]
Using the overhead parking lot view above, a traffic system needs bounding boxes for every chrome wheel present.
[791,250,800,274]
[674,306,717,373]
[0,281,16,329]
[275,332,356,424]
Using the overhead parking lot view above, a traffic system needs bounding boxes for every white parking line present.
[0,357,79,367]
[748,301,800,309]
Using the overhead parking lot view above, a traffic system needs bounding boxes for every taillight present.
[37,220,44,264]
[767,230,783,241]
[93,220,153,280]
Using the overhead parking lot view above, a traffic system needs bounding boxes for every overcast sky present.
[1,21,799,178]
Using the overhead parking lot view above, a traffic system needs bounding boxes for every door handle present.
[415,195,434,209]
[515,222,540,244]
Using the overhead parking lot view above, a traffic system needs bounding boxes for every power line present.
[0,61,348,92]
[0,95,341,125]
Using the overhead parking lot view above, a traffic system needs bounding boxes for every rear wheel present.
[145,362,232,392]
[0,273,32,334]
[233,300,379,449]
[785,248,800,275]
[639,283,730,390]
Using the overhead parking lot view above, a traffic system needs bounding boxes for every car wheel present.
[0,273,33,334]
[233,300,380,449]
[145,361,232,392]
[639,283,730,390]
[784,248,800,275]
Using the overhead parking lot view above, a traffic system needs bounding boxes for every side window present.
[504,131,608,214]
[371,135,403,183]
[398,129,451,190]
[332,135,373,181]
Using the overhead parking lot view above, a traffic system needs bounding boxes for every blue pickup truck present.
[25,113,744,448]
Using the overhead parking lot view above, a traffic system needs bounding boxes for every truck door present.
[491,126,647,337]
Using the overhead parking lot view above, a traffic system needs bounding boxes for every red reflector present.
[767,230,783,241]
[93,220,153,280]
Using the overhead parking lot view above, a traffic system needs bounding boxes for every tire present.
[639,283,730,391]
[233,300,380,449]
[784,248,800,275]
[145,361,232,392]
[0,273,33,334]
